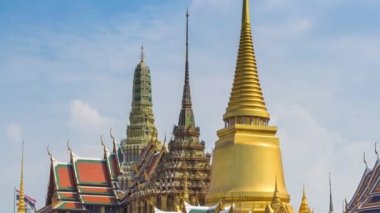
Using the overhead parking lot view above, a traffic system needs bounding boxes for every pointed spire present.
[17,141,26,213]
[140,45,145,62]
[329,173,335,213]
[299,184,311,213]
[271,177,282,210]
[303,183,306,199]
[178,10,195,129]
[375,142,379,159]
[224,0,270,121]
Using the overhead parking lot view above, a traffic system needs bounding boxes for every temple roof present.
[347,153,380,212]
[40,141,122,212]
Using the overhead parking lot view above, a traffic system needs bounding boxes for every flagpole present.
[13,186,15,213]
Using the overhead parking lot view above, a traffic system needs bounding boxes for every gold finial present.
[242,0,250,24]
[224,0,270,121]
[17,141,26,213]
[271,176,281,210]
[299,183,310,212]
[303,183,306,198]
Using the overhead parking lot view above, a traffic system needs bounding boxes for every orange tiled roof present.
[41,146,122,212]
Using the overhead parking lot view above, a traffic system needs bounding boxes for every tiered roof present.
[347,152,380,212]
[39,139,122,213]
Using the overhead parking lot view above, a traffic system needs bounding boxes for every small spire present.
[182,9,192,109]
[178,9,195,129]
[17,141,26,213]
[303,183,306,198]
[299,184,311,213]
[329,173,335,213]
[47,145,53,160]
[140,45,145,62]
[375,142,379,159]
[271,176,281,210]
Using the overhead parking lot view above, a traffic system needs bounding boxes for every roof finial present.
[375,142,379,159]
[17,141,26,213]
[140,45,145,62]
[47,145,52,159]
[329,173,335,213]
[110,128,117,153]
[363,152,368,168]
[67,140,72,153]
[101,134,105,147]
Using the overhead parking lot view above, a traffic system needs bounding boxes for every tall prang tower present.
[120,48,160,188]
[206,0,294,212]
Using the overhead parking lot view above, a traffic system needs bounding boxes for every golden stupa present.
[206,0,294,212]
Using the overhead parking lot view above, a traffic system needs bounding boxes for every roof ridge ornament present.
[101,134,105,147]
[67,140,72,153]
[364,152,368,169]
[110,128,117,153]
[375,142,379,159]
[47,145,52,159]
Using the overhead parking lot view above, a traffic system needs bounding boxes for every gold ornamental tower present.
[17,142,26,213]
[206,0,293,211]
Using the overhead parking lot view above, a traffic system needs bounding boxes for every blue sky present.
[1,0,380,212]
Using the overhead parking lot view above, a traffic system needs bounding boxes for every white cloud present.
[68,99,112,130]
[7,122,22,142]
[272,104,373,210]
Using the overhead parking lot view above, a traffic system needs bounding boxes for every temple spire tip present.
[140,44,145,62]
[17,141,26,213]
[242,0,251,24]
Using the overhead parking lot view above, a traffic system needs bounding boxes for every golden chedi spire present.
[224,0,269,121]
[271,178,282,210]
[17,142,26,213]
[206,0,293,212]
[298,185,311,213]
